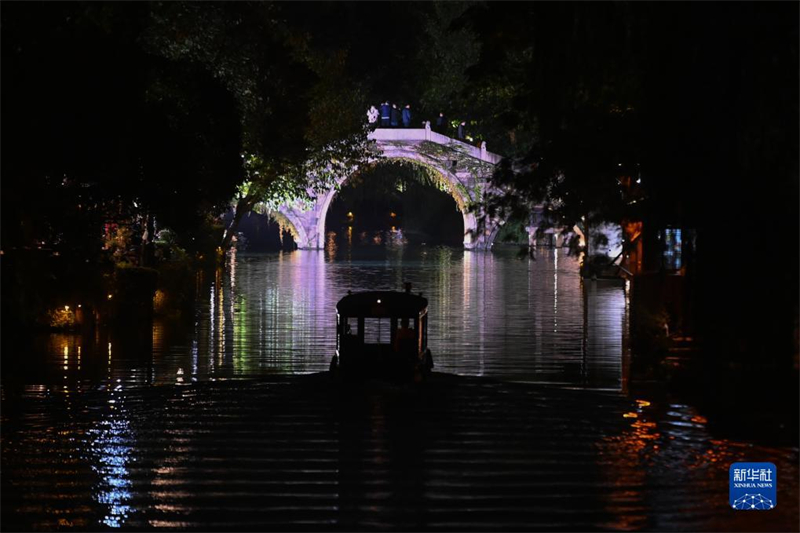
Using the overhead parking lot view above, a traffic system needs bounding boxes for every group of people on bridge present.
[367,102,468,141]
[368,102,413,128]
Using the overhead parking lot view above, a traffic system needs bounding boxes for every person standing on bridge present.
[390,103,401,127]
[367,105,379,125]
[402,104,412,128]
[435,112,448,134]
[380,101,391,127]
[457,120,466,140]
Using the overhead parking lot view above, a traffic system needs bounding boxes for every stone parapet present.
[368,127,502,165]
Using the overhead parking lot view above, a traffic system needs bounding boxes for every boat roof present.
[336,291,428,318]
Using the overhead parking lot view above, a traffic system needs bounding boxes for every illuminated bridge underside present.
[275,126,504,250]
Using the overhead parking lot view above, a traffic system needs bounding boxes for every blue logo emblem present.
[730,462,776,510]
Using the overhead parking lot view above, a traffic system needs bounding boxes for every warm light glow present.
[390,212,396,218]
[347,212,354,217]
[64,305,70,311]
[107,294,113,300]
[636,399,651,407]
[376,299,381,304]
[623,412,639,419]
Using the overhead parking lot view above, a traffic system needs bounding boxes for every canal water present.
[2,242,798,531]
[8,245,628,391]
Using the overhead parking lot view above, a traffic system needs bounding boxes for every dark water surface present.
[2,245,798,531]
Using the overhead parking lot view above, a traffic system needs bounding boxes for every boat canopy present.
[336,291,428,318]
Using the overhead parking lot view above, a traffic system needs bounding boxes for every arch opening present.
[224,205,300,252]
[323,159,465,248]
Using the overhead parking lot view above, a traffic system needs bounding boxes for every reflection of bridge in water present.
[274,124,508,250]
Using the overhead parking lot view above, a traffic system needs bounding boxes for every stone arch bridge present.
[273,124,507,250]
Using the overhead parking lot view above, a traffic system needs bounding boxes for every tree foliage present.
[413,2,481,119]
[1,2,244,256]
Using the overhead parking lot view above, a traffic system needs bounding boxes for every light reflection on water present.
[86,394,134,527]
[596,399,799,531]
[1,240,798,531]
[30,244,630,391]
[218,245,626,388]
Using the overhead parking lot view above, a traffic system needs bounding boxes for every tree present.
[1,2,245,258]
[1,2,251,333]
[462,3,645,261]
[140,2,378,252]
[463,2,798,371]
[413,2,481,121]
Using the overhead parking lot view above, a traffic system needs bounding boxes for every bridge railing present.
[368,126,502,165]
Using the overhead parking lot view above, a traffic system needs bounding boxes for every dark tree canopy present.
[2,2,244,254]
[459,1,798,364]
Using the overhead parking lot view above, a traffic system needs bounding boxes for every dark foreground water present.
[2,245,798,531]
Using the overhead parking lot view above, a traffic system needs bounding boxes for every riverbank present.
[1,372,797,531]
[0,233,222,341]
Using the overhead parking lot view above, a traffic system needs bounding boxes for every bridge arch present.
[275,126,503,250]
[251,203,309,249]
[314,154,477,249]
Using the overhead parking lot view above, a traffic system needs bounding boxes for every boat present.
[330,283,434,382]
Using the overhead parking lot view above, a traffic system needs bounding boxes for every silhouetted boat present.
[330,283,433,382]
